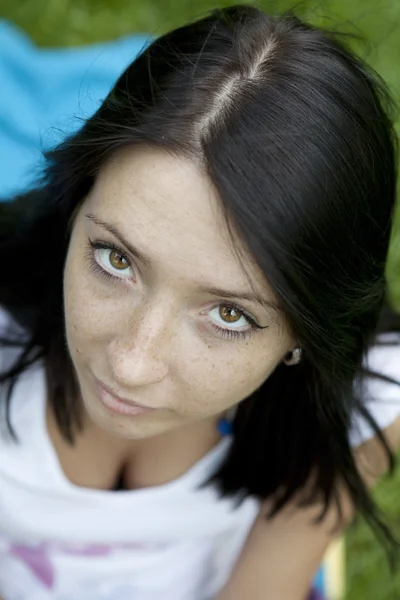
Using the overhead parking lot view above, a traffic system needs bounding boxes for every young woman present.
[0,5,399,599]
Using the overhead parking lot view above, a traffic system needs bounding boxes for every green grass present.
[1,1,399,598]
[346,459,400,599]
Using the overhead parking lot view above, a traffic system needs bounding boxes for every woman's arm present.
[216,333,400,600]
[215,415,400,600]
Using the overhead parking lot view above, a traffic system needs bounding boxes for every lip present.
[94,378,155,417]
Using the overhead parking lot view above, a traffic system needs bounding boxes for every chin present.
[83,397,171,441]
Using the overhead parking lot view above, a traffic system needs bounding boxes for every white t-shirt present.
[0,309,399,599]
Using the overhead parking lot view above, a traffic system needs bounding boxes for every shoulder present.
[0,304,28,339]
[364,332,400,379]
[0,305,28,371]
[214,494,337,600]
[0,304,13,333]
[0,304,44,434]
[350,333,400,447]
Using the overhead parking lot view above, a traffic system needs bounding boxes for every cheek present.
[63,252,104,357]
[178,344,279,415]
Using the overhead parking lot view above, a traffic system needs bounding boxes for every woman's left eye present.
[209,305,250,330]
[206,305,262,341]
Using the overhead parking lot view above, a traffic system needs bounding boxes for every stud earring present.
[283,347,302,366]
[217,417,233,436]
[217,405,237,436]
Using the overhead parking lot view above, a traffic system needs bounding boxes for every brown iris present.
[109,250,128,270]
[219,305,241,323]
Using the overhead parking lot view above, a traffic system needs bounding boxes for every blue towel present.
[0,20,151,199]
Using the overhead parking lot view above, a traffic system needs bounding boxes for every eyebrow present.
[198,286,280,313]
[86,213,152,267]
[85,213,280,313]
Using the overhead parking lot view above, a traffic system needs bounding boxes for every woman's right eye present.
[88,240,135,281]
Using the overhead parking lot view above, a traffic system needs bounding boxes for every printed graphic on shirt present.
[0,537,175,599]
[0,534,213,600]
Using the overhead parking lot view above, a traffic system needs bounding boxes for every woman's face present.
[64,146,295,440]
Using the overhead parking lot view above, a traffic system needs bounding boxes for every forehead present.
[85,146,270,296]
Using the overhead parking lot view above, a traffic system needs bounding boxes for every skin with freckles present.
[62,146,295,461]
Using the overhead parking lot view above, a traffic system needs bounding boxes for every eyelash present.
[86,239,263,341]
[86,239,131,284]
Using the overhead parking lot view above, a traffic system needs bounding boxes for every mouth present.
[93,377,155,417]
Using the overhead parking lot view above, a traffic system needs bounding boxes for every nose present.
[106,308,171,389]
